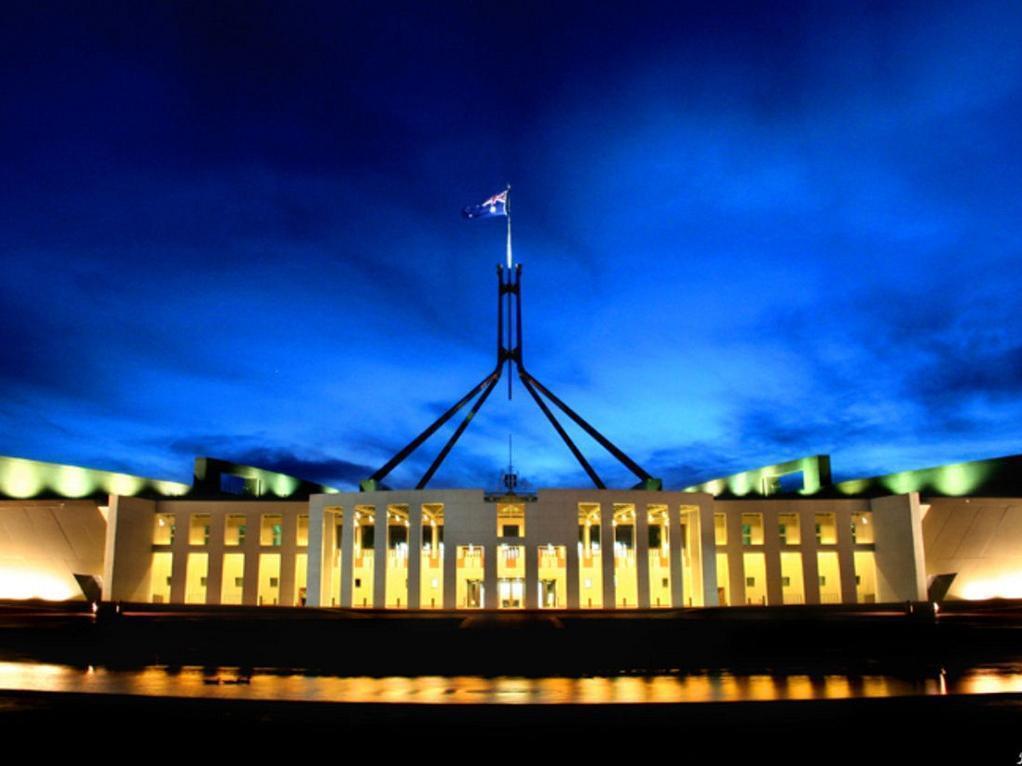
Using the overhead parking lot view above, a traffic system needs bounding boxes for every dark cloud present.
[3,2,1022,488]
[158,434,372,487]
[223,449,374,489]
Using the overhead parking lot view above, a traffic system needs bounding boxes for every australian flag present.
[462,189,508,220]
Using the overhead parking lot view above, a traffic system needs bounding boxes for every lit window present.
[261,515,284,546]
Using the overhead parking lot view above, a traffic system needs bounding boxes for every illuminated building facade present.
[2,452,1022,607]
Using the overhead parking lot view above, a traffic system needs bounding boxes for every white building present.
[3,452,1020,609]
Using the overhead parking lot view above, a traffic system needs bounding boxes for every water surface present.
[2,661,1022,704]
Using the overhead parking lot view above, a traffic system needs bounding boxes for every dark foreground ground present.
[1,598,1021,675]
[1,687,1019,759]
[1,599,1020,759]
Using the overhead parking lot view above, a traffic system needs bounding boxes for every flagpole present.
[505,184,512,269]
[505,185,513,399]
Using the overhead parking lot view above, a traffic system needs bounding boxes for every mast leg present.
[519,372,605,489]
[417,372,501,489]
[362,368,502,491]
[521,371,656,486]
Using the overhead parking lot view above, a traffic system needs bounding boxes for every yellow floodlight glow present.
[960,571,1022,600]
[933,462,989,497]
[883,472,917,495]
[730,473,752,497]
[54,466,95,498]
[836,479,870,496]
[105,473,143,496]
[0,567,78,601]
[272,474,299,497]
[155,481,189,497]
[1,460,45,498]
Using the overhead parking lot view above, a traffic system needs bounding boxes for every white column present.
[836,508,858,604]
[801,507,821,605]
[340,503,357,607]
[443,534,459,609]
[636,503,651,608]
[374,507,388,608]
[206,513,226,605]
[279,512,297,606]
[763,509,783,606]
[696,495,719,606]
[484,542,498,609]
[871,493,928,602]
[306,497,326,606]
[669,504,684,608]
[727,509,746,605]
[408,504,422,608]
[566,532,580,609]
[600,503,616,608]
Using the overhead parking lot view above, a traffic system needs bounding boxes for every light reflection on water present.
[1,662,1021,704]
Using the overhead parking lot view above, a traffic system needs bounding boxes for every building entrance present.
[465,579,483,608]
[540,579,558,608]
[498,577,524,608]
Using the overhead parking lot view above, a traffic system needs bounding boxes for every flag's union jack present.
[462,189,508,219]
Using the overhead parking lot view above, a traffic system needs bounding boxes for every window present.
[234,577,244,587]
[649,526,663,548]
[226,515,247,546]
[497,503,526,538]
[740,513,763,545]
[746,577,756,587]
[782,576,791,587]
[851,512,874,544]
[819,576,827,586]
[154,513,176,545]
[261,515,284,546]
[714,514,727,545]
[778,513,800,545]
[189,514,211,546]
[815,513,837,544]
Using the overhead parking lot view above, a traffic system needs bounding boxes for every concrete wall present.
[104,495,157,601]
[922,497,1022,600]
[0,499,106,600]
[3,487,991,607]
[871,493,927,602]
[713,497,876,605]
[311,489,720,609]
[151,499,307,606]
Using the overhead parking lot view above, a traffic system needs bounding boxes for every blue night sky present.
[2,1,1021,491]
